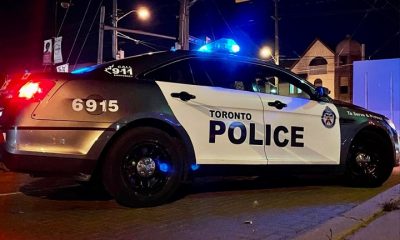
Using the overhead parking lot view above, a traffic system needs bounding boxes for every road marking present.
[0,192,22,196]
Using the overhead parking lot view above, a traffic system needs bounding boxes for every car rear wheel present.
[102,127,184,207]
[346,131,393,187]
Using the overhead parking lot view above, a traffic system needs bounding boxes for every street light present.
[112,1,151,59]
[136,7,150,21]
[259,46,275,62]
[118,7,151,23]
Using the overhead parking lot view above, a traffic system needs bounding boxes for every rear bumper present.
[0,133,96,176]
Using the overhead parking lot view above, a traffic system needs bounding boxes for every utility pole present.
[112,0,118,59]
[179,0,199,50]
[179,0,190,50]
[97,6,105,64]
[272,0,280,65]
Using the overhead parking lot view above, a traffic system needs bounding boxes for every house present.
[335,35,363,102]
[291,39,335,97]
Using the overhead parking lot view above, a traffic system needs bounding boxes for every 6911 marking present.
[72,99,119,113]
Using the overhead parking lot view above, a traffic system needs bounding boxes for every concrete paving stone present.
[347,210,400,240]
[1,171,400,240]
[295,184,400,240]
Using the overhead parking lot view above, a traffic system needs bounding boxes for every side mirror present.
[315,86,330,99]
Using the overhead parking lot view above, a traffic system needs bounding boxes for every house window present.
[309,57,328,75]
[289,84,303,94]
[339,56,348,65]
[289,84,295,94]
[340,77,349,94]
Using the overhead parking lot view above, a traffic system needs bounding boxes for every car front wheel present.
[346,131,393,187]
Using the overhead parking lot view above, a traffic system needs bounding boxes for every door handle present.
[171,91,196,102]
[268,100,287,110]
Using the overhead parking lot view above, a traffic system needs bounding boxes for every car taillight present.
[17,80,55,101]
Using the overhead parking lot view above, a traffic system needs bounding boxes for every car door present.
[144,58,267,165]
[252,65,341,165]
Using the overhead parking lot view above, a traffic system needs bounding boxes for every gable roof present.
[290,38,335,70]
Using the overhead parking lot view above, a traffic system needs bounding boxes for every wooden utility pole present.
[272,0,280,65]
[112,0,118,59]
[179,0,190,50]
[97,6,105,64]
[178,0,199,50]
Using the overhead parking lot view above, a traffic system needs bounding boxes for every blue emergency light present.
[198,38,240,54]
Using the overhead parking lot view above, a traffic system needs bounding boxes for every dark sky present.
[0,0,399,74]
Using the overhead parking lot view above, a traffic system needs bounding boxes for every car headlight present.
[385,118,397,131]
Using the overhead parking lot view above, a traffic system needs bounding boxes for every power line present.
[66,0,93,64]
[73,0,104,69]
[350,0,378,39]
[57,0,73,37]
[212,0,234,35]
[369,30,400,59]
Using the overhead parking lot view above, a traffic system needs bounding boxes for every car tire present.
[346,131,393,187]
[102,127,184,207]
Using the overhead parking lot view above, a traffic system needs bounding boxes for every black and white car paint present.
[1,50,399,207]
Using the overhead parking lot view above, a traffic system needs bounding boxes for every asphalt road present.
[0,167,399,240]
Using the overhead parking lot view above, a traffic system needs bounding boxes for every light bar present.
[198,38,240,54]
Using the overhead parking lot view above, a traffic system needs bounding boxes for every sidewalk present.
[296,184,400,240]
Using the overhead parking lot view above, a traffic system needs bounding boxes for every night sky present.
[0,0,399,74]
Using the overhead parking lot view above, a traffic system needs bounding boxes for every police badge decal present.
[321,107,336,128]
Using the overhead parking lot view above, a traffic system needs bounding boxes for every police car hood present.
[332,99,386,119]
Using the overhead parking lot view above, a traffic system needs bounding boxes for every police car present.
[1,39,399,207]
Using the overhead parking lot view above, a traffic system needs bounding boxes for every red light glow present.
[17,80,55,101]
[18,82,41,99]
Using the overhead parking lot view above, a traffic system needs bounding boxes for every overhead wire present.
[73,0,104,69]
[118,32,165,50]
[117,32,170,51]
[369,30,400,58]
[57,0,73,37]
[350,0,378,38]
[66,0,93,64]
[211,0,234,35]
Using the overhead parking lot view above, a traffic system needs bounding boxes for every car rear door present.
[144,58,267,165]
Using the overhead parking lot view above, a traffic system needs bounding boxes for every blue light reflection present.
[191,164,200,171]
[71,65,97,74]
[159,162,169,173]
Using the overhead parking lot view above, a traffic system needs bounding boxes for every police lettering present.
[209,110,252,121]
[209,120,304,147]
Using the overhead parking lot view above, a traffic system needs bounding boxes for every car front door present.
[252,66,341,165]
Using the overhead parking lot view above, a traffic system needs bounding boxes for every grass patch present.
[382,199,400,212]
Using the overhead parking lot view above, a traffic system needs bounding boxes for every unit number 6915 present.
[72,99,119,112]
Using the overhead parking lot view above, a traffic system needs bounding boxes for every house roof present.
[290,38,335,70]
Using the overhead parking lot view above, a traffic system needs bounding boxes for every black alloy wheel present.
[346,131,393,187]
[122,142,172,197]
[103,127,183,207]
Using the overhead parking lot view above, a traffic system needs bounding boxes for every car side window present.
[251,66,311,100]
[189,58,254,91]
[144,60,194,84]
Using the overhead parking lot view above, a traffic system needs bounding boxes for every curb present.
[295,184,400,240]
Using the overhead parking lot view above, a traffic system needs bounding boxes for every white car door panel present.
[157,81,267,165]
[259,94,341,164]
